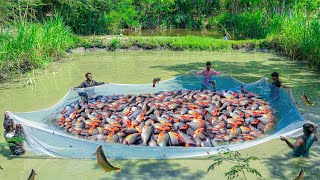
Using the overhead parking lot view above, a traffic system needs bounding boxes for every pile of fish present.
[53,89,274,147]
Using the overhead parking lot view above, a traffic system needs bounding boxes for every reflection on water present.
[0,50,320,179]
[120,28,223,38]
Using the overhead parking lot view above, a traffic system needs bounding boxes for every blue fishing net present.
[5,72,306,159]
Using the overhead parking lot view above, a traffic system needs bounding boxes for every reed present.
[0,15,75,80]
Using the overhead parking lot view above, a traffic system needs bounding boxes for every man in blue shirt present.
[280,123,318,157]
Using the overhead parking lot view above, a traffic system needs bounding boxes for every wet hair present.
[206,61,211,66]
[271,72,279,78]
[303,123,314,135]
[85,72,92,78]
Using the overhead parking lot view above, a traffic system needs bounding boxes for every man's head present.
[303,123,314,135]
[4,113,14,131]
[85,72,92,81]
[271,72,279,81]
[206,61,211,70]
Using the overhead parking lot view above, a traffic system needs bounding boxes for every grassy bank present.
[76,36,264,52]
[0,16,75,80]
[214,11,320,66]
[269,15,320,65]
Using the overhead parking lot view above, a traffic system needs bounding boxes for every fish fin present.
[115,168,121,173]
[104,168,112,173]
[293,168,304,180]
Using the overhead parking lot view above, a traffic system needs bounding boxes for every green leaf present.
[6,137,25,143]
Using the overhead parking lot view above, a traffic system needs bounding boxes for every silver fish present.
[178,131,196,146]
[123,133,141,145]
[173,122,189,131]
[106,132,119,143]
[200,138,213,147]
[148,138,159,146]
[129,108,142,120]
[180,108,189,115]
[168,131,180,146]
[157,131,170,147]
[141,124,154,145]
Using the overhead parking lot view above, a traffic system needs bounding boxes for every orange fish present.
[188,110,201,117]
[251,120,260,125]
[154,123,171,131]
[192,119,206,128]
[69,111,77,119]
[243,134,255,140]
[264,122,274,133]
[103,124,120,132]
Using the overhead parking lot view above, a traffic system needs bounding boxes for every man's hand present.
[314,124,318,129]
[280,136,287,141]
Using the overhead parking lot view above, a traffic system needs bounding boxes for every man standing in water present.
[193,61,222,89]
[74,72,109,102]
[269,72,289,101]
[270,72,289,88]
[280,123,318,157]
[75,72,108,88]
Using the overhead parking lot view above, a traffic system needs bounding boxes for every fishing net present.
[5,72,307,159]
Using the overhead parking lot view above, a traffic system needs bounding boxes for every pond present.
[120,28,223,38]
[0,51,319,179]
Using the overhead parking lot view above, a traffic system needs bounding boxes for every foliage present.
[0,15,75,80]
[76,36,262,51]
[1,0,320,78]
[53,0,108,35]
[0,133,26,148]
[207,148,262,180]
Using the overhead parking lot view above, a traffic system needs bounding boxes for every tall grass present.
[0,16,75,80]
[215,10,320,66]
[269,15,320,65]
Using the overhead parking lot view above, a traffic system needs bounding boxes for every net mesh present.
[5,72,307,159]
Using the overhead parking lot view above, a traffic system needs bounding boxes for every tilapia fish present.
[95,145,121,173]
[56,89,274,147]
[301,92,315,106]
[27,169,36,180]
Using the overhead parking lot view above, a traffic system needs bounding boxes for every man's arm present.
[196,69,204,75]
[280,136,304,149]
[280,82,290,88]
[314,124,318,142]
[211,68,222,76]
[75,81,85,88]
[94,80,105,86]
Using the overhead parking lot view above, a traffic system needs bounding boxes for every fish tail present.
[115,168,121,173]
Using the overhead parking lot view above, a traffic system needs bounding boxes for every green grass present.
[0,16,76,80]
[214,10,320,66]
[267,15,320,65]
[76,36,263,51]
